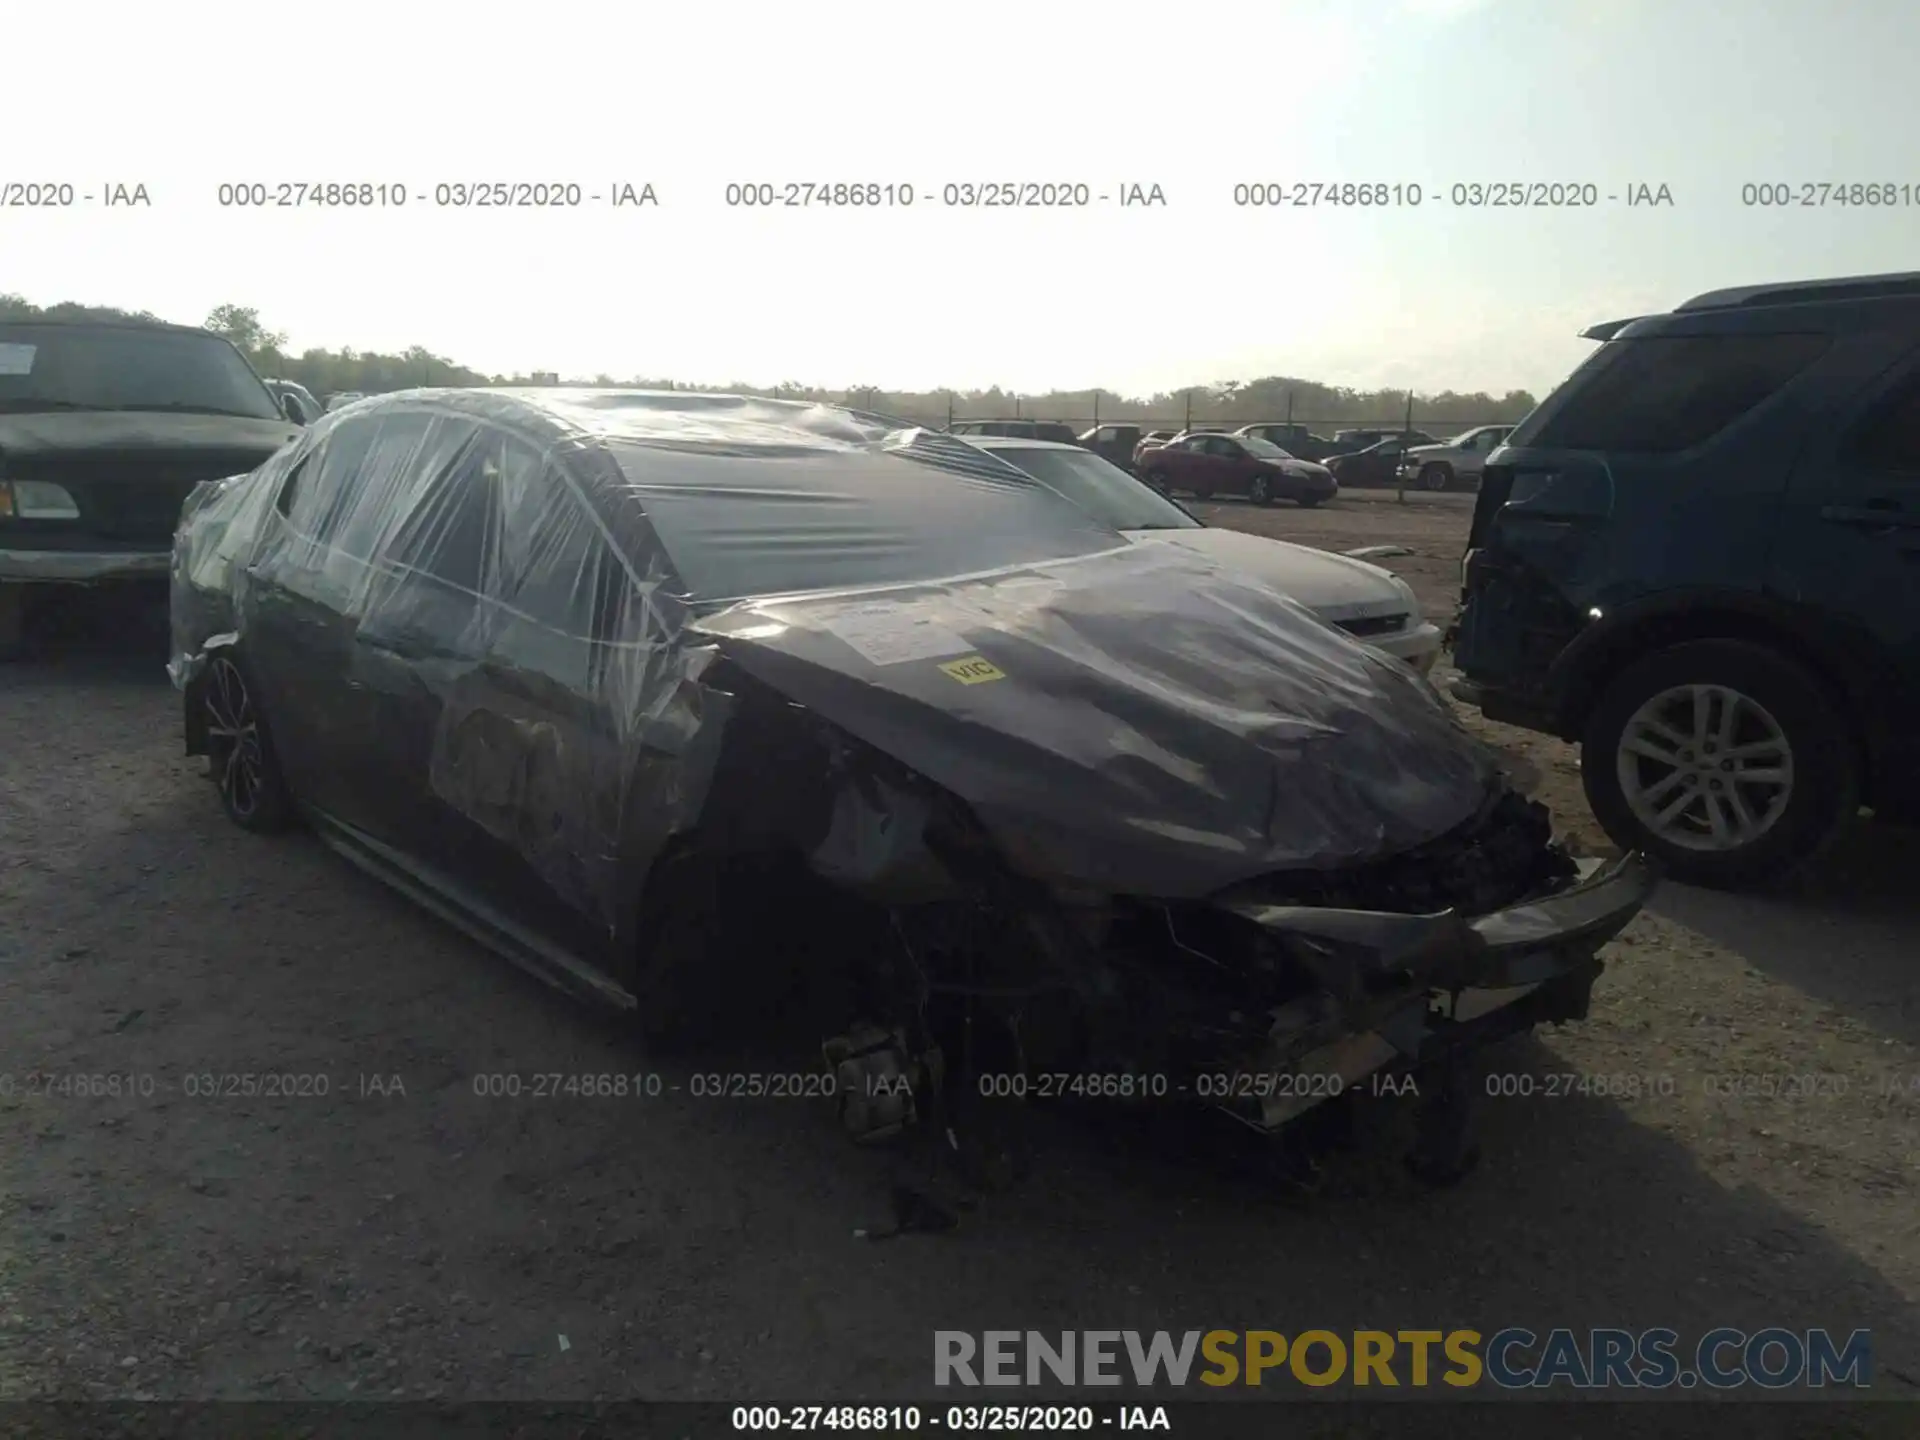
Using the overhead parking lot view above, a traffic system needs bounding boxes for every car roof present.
[1585,271,1920,340]
[962,436,1085,452]
[323,386,1015,475]
[1676,271,1920,312]
[0,316,225,338]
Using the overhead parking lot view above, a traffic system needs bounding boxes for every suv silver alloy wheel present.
[1615,683,1794,851]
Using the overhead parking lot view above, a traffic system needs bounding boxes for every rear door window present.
[1528,332,1830,453]
[489,456,641,694]
[357,420,499,653]
[383,425,500,594]
[1842,367,1920,474]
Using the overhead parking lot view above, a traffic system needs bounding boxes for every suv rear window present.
[1527,332,1830,454]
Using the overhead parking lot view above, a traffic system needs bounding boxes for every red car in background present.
[1134,430,1338,507]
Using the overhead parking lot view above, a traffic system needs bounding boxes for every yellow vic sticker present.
[939,655,1005,685]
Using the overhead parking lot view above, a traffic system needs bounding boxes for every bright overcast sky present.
[5,0,1915,397]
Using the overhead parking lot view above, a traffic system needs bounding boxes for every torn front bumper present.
[1213,851,1654,1131]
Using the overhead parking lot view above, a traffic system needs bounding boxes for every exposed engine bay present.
[638,661,1652,1195]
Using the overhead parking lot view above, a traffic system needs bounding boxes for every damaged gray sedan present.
[169,388,1653,1178]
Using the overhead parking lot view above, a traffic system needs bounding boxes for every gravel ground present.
[5,489,1920,1416]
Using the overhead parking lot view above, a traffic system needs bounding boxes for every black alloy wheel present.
[204,654,293,832]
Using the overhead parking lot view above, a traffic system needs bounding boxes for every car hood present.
[692,541,1499,898]
[1403,443,1454,461]
[0,410,300,460]
[1124,527,1407,622]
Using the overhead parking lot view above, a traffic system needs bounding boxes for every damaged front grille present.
[1228,790,1574,919]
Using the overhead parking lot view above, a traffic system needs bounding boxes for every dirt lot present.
[5,488,1920,1418]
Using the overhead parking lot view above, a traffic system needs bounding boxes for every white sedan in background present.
[961,436,1443,673]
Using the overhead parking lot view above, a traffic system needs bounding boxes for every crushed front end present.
[683,540,1658,1183]
[788,721,1652,1180]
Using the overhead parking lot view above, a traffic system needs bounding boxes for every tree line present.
[0,295,1539,427]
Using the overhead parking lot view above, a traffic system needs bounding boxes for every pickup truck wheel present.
[1247,474,1274,506]
[1580,640,1857,889]
[1419,463,1452,492]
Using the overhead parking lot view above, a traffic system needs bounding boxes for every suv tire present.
[1419,463,1452,492]
[1580,640,1857,889]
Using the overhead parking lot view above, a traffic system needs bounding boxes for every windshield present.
[990,445,1201,531]
[0,323,281,418]
[1448,426,1504,446]
[1239,436,1292,460]
[621,438,1132,604]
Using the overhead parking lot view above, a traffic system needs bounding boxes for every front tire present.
[1144,469,1173,496]
[203,653,294,833]
[1248,474,1275,506]
[1579,640,1857,888]
[1419,463,1452,492]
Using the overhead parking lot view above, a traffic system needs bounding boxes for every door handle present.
[1821,503,1920,529]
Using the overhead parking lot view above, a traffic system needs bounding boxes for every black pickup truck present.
[0,318,303,656]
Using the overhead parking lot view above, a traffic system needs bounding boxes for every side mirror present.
[280,394,306,424]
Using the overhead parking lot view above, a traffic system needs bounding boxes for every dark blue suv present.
[1453,272,1920,888]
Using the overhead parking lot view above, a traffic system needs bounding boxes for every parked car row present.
[1132,428,1339,507]
[952,418,1509,495]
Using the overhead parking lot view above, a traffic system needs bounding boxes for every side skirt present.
[302,807,638,1014]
